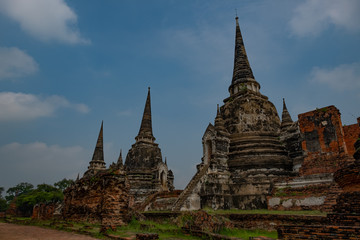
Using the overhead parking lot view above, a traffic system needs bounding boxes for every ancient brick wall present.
[343,120,360,157]
[226,214,327,231]
[298,106,349,176]
[268,183,335,211]
[32,203,57,220]
[63,169,130,227]
[278,225,360,239]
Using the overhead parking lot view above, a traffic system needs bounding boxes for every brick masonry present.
[62,168,130,228]
[277,137,360,239]
[278,225,360,239]
[298,106,350,176]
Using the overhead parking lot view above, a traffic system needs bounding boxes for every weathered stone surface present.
[125,88,174,207]
[343,118,360,157]
[178,18,292,211]
[277,136,360,239]
[6,197,19,216]
[180,210,233,233]
[63,168,130,228]
[270,105,359,212]
[144,190,181,211]
[32,203,60,220]
[84,122,106,178]
[298,106,351,176]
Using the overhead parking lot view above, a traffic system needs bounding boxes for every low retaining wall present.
[277,225,360,239]
[143,212,328,231]
[142,212,180,222]
[222,214,328,231]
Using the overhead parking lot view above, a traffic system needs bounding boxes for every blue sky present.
[0,0,359,191]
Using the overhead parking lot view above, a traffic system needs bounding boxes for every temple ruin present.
[63,87,174,225]
[171,17,360,211]
[62,17,360,219]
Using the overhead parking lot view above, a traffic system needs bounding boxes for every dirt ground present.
[0,222,100,240]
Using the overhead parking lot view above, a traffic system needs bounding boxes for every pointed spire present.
[165,157,167,166]
[117,149,123,166]
[76,173,79,181]
[281,98,293,128]
[92,121,104,161]
[214,104,226,132]
[229,17,260,96]
[136,87,156,143]
[87,121,106,172]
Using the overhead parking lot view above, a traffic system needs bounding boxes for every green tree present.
[54,178,74,192]
[6,182,34,202]
[16,184,64,216]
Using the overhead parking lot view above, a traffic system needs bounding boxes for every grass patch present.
[204,208,326,216]
[3,214,280,239]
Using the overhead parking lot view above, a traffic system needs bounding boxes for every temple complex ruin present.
[171,17,360,211]
[62,88,174,226]
[61,18,360,221]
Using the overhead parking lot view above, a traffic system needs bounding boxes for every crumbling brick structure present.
[32,203,58,220]
[277,136,360,239]
[268,105,358,212]
[343,117,360,157]
[298,106,351,176]
[62,168,130,227]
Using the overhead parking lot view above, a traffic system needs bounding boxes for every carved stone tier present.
[222,92,292,173]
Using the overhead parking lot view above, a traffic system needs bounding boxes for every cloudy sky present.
[0,0,359,191]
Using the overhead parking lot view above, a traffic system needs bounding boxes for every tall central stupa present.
[223,17,291,173]
[173,17,293,211]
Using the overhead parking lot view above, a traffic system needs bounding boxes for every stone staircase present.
[172,163,210,211]
[137,191,162,211]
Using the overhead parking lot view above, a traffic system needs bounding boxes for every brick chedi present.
[125,88,174,207]
[173,17,292,210]
[63,168,130,228]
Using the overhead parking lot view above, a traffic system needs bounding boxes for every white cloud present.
[290,0,360,37]
[0,47,38,80]
[0,92,90,121]
[0,0,89,44]
[0,142,90,190]
[310,62,360,91]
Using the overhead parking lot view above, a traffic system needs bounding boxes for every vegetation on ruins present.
[53,178,74,192]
